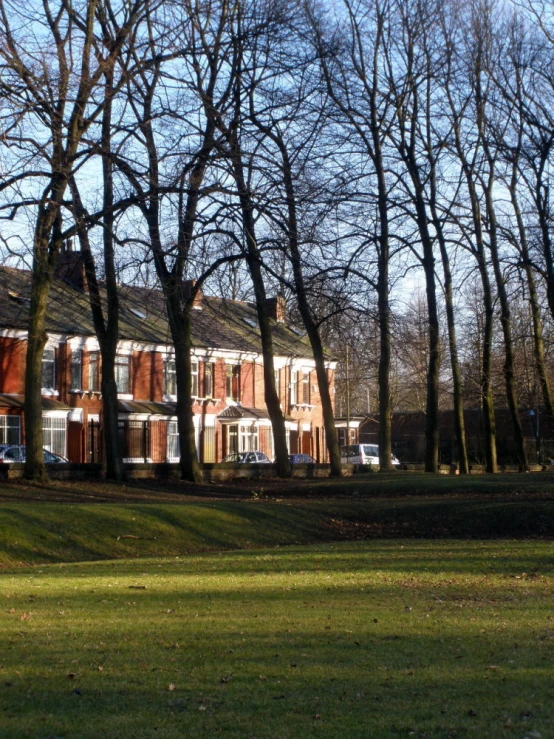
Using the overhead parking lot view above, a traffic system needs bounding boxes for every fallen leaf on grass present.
[220,674,233,683]
[20,613,31,621]
[168,683,176,691]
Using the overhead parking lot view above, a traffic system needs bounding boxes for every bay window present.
[42,417,66,457]
[0,415,20,445]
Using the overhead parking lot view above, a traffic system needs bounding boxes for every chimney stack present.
[54,242,88,293]
[181,279,202,307]
[265,294,286,322]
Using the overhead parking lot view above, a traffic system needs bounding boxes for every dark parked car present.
[289,454,316,464]
[222,451,271,463]
[0,445,68,463]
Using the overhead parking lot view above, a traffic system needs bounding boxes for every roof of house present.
[0,266,328,360]
[0,394,71,411]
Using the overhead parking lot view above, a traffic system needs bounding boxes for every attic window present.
[291,326,304,336]
[242,316,257,328]
[8,291,30,304]
[130,307,147,319]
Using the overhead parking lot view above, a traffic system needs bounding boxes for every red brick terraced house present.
[0,260,336,464]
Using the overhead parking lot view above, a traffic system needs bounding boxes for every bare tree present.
[307,0,398,471]
[0,0,146,480]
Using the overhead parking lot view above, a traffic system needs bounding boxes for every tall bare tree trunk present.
[508,162,554,442]
[231,155,291,478]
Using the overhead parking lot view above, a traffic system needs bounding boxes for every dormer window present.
[42,349,55,390]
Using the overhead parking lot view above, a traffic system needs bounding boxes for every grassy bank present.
[3,470,554,503]
[1,494,554,567]
[1,540,553,738]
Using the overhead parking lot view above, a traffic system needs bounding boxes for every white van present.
[340,444,401,468]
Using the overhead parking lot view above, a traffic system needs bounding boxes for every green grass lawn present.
[1,540,553,738]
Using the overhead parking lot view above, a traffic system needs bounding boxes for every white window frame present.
[41,349,56,393]
[0,415,20,445]
[204,361,214,398]
[239,423,259,452]
[290,369,298,405]
[165,358,176,397]
[70,350,82,391]
[88,351,100,391]
[115,354,131,395]
[192,360,199,397]
[42,416,67,457]
[302,370,310,404]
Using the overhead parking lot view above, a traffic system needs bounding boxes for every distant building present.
[335,409,549,465]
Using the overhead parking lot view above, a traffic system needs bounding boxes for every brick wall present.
[0,337,26,394]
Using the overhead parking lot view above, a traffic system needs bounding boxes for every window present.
[191,360,199,397]
[290,369,298,405]
[70,351,82,391]
[42,349,55,389]
[302,370,310,404]
[89,352,100,391]
[115,355,130,394]
[167,421,179,461]
[42,417,66,457]
[227,422,258,453]
[165,359,176,396]
[226,364,240,401]
[239,423,258,451]
[204,362,214,398]
[274,368,280,400]
[0,416,20,445]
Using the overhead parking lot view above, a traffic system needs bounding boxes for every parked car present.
[289,454,316,464]
[222,451,271,463]
[0,445,68,463]
[340,444,401,468]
